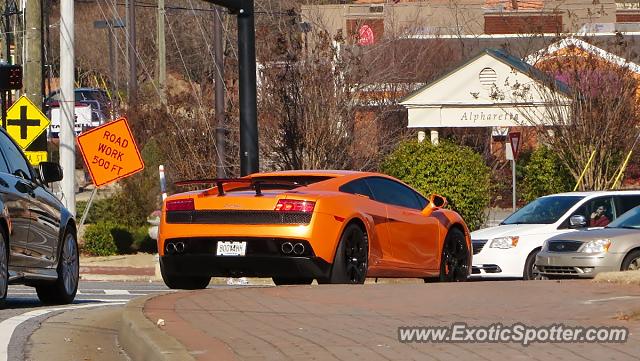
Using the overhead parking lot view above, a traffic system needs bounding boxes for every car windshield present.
[501,195,584,225]
[607,205,640,229]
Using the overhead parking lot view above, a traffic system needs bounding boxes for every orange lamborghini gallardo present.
[158,170,471,288]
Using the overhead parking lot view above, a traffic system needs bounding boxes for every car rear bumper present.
[160,254,332,279]
[535,251,623,278]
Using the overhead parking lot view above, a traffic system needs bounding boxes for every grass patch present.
[593,270,640,285]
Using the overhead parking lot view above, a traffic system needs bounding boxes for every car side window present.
[339,179,374,199]
[616,195,640,214]
[0,131,33,180]
[570,196,615,227]
[365,177,423,211]
[0,145,10,175]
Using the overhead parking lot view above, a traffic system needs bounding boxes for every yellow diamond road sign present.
[2,96,51,150]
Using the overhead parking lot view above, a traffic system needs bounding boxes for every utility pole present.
[24,0,48,165]
[213,6,225,177]
[157,0,166,104]
[2,0,12,64]
[2,0,17,123]
[127,0,137,103]
[59,0,75,214]
[25,0,43,109]
[203,0,258,176]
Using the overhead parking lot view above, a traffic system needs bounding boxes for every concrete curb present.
[119,295,196,361]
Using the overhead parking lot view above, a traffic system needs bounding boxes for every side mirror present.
[39,162,63,183]
[422,194,448,216]
[569,214,587,228]
[430,194,448,208]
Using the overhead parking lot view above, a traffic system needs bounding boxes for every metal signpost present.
[203,0,258,176]
[508,132,522,212]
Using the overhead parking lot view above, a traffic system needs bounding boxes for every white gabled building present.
[400,48,570,144]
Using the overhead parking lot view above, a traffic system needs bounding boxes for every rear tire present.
[272,277,313,286]
[324,224,368,284]
[36,232,79,305]
[160,258,210,290]
[621,250,640,271]
[0,231,8,306]
[438,228,469,282]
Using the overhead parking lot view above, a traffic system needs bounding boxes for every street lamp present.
[202,0,258,176]
[93,19,125,102]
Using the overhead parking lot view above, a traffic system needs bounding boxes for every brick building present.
[301,0,640,41]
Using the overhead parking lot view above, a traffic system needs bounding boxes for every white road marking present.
[9,289,173,296]
[0,300,127,361]
[582,295,640,304]
[103,289,131,296]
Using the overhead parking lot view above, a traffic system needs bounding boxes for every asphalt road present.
[1,280,173,361]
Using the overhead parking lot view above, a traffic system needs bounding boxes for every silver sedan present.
[536,206,640,278]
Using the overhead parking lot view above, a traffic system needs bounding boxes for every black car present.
[0,128,78,305]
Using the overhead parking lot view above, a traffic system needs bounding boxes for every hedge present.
[381,140,491,231]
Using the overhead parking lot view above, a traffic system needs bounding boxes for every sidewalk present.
[120,280,640,361]
[80,253,160,282]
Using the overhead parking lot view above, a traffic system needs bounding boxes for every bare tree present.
[494,45,640,190]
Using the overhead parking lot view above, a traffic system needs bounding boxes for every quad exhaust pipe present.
[175,242,185,253]
[281,242,305,255]
[281,242,293,254]
[165,241,186,255]
[293,243,305,255]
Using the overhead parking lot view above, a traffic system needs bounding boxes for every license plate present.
[216,241,247,256]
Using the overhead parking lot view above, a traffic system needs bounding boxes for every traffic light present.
[0,65,22,91]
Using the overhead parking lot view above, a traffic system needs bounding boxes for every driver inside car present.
[590,205,610,227]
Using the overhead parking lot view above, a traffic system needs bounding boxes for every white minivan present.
[470,191,640,279]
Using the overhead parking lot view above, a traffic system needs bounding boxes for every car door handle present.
[17,180,36,197]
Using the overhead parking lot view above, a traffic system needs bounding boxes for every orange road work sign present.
[77,117,144,187]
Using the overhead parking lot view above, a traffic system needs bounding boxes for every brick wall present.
[617,13,640,22]
[484,14,562,34]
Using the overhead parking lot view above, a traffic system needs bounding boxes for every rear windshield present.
[226,176,333,193]
[501,195,584,225]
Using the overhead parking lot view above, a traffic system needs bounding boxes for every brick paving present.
[144,281,640,361]
[79,265,155,276]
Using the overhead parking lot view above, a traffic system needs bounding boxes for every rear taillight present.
[275,199,315,212]
[166,199,194,211]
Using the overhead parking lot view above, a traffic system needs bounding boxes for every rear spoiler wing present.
[175,178,305,196]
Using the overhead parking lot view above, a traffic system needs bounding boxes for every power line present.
[114,1,297,16]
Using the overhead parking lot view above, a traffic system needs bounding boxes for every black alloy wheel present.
[326,224,368,284]
[438,228,469,282]
[36,232,80,305]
